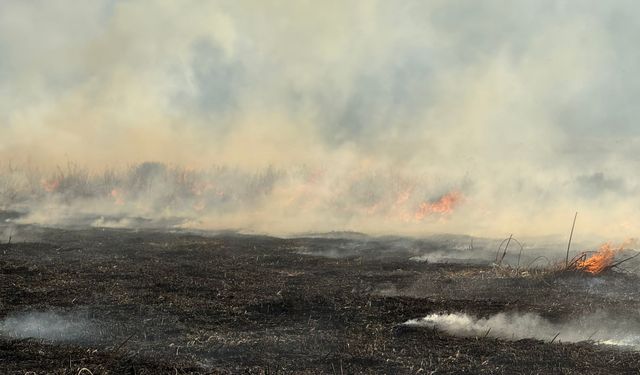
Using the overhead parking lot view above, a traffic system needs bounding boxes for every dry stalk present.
[115,332,136,351]
[565,212,578,269]
[610,251,640,269]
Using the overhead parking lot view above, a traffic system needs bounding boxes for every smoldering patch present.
[403,311,640,349]
[0,311,98,342]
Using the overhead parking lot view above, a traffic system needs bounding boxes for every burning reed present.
[567,240,640,275]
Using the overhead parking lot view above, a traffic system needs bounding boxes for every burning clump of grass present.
[575,243,619,274]
[568,240,638,275]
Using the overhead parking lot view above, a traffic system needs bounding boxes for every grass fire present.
[567,240,640,275]
[3,1,640,374]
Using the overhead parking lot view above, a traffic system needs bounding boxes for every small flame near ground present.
[576,243,619,274]
[575,239,637,274]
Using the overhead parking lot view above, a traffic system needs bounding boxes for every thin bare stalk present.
[499,234,513,265]
[565,212,578,269]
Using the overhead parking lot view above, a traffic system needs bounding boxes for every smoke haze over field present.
[1,1,640,237]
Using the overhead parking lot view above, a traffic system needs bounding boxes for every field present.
[2,220,640,374]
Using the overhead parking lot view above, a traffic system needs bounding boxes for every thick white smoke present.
[404,311,640,348]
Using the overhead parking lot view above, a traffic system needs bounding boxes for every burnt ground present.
[2,225,640,374]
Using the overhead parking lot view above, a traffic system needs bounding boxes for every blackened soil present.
[1,226,640,374]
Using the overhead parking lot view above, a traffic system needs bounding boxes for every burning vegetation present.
[487,230,640,281]
[568,241,639,275]
[573,243,620,274]
[414,191,464,221]
[0,161,468,233]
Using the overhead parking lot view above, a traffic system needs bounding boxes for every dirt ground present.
[2,224,640,374]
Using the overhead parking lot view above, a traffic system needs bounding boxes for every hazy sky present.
[1,1,639,237]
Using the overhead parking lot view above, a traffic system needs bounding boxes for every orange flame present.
[575,239,638,274]
[414,191,463,221]
[576,243,620,274]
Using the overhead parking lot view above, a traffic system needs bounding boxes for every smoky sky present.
[1,1,640,237]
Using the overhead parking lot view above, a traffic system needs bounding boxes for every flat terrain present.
[2,224,640,374]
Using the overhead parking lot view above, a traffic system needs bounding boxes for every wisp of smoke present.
[0,311,96,342]
[404,311,640,348]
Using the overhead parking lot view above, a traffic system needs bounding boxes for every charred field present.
[2,222,640,374]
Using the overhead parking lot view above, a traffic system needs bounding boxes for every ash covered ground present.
[2,216,640,373]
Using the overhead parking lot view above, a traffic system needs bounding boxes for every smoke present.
[1,1,640,238]
[404,311,640,348]
[0,311,96,342]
